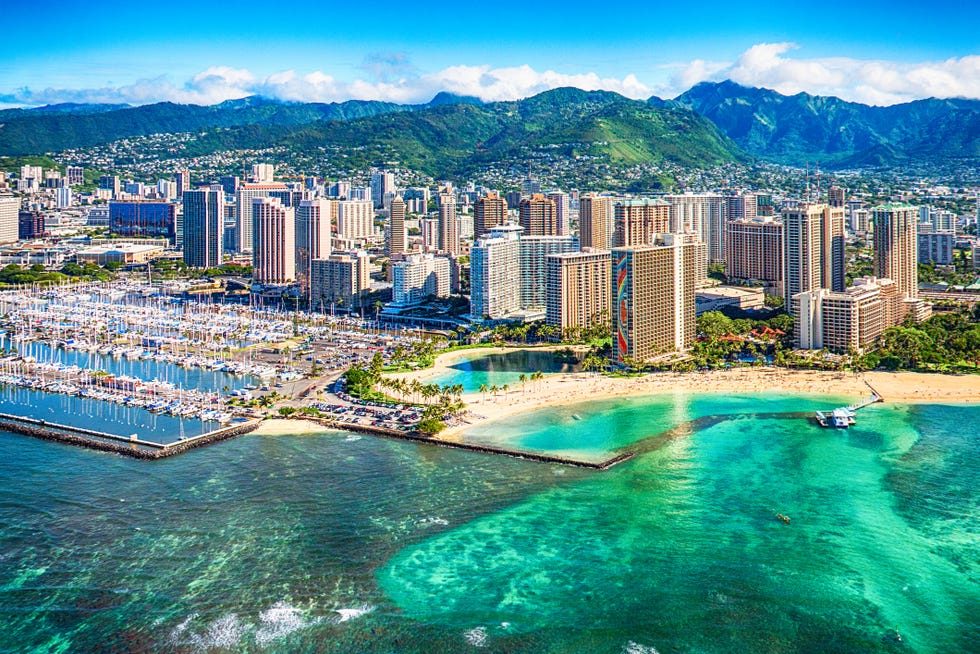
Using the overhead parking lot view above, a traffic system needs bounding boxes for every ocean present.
[0,393,976,653]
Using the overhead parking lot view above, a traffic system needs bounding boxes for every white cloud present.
[1,62,651,108]
[4,46,980,109]
[666,43,980,105]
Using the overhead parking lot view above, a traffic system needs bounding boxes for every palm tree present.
[501,384,510,396]
[479,383,488,402]
[518,373,527,393]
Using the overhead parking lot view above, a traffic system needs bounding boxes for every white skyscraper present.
[337,200,375,240]
[0,196,19,244]
[252,163,275,183]
[391,254,451,306]
[236,183,287,253]
[470,225,521,320]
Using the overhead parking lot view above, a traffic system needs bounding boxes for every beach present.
[389,347,980,440]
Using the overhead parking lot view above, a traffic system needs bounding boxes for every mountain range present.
[669,80,980,166]
[1,81,979,170]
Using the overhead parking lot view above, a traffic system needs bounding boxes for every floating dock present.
[814,386,883,428]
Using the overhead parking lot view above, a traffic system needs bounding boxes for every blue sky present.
[2,0,979,107]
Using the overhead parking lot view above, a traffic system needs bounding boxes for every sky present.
[2,0,979,108]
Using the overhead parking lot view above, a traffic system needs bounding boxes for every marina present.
[0,383,221,445]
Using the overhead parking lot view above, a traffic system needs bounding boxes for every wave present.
[464,626,488,647]
[256,602,321,645]
[334,604,374,623]
[168,602,321,651]
[416,517,449,527]
[623,641,660,654]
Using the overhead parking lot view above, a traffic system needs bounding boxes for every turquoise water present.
[426,349,581,392]
[462,391,864,462]
[0,394,977,652]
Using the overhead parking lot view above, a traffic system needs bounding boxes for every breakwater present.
[0,414,260,459]
[289,416,635,470]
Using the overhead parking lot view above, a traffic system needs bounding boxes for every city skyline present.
[3,0,980,109]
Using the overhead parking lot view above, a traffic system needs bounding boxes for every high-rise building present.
[251,197,295,284]
[310,252,370,311]
[546,250,612,332]
[65,166,84,187]
[918,230,955,265]
[157,180,177,200]
[99,175,120,196]
[18,210,45,240]
[613,199,670,247]
[782,203,846,310]
[827,186,846,208]
[336,200,375,240]
[725,193,758,223]
[20,165,43,186]
[55,186,72,209]
[725,216,784,294]
[251,164,275,184]
[387,196,407,256]
[391,254,451,306]
[546,191,570,235]
[236,183,288,253]
[578,194,613,250]
[438,192,459,255]
[0,197,21,243]
[175,169,190,199]
[521,173,541,196]
[370,171,395,208]
[218,176,240,195]
[109,201,177,241]
[182,189,224,268]
[296,199,334,291]
[473,192,508,240]
[665,194,726,262]
[519,194,559,236]
[611,234,699,363]
[873,204,918,300]
[793,277,900,352]
[470,225,521,320]
[850,208,871,234]
[519,235,579,310]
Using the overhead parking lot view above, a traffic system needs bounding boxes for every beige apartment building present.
[545,249,611,332]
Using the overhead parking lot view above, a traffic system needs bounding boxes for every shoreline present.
[385,347,980,441]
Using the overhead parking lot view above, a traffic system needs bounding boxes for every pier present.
[0,413,261,459]
[814,381,883,428]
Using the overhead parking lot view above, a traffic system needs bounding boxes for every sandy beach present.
[390,347,980,440]
[250,418,339,436]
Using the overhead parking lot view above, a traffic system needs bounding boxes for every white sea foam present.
[255,602,320,645]
[464,626,488,647]
[167,613,197,646]
[416,516,449,527]
[623,641,660,654]
[334,604,374,622]
[345,434,362,442]
[203,614,246,649]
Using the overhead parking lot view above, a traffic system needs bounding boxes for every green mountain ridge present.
[671,80,980,166]
[265,90,742,176]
